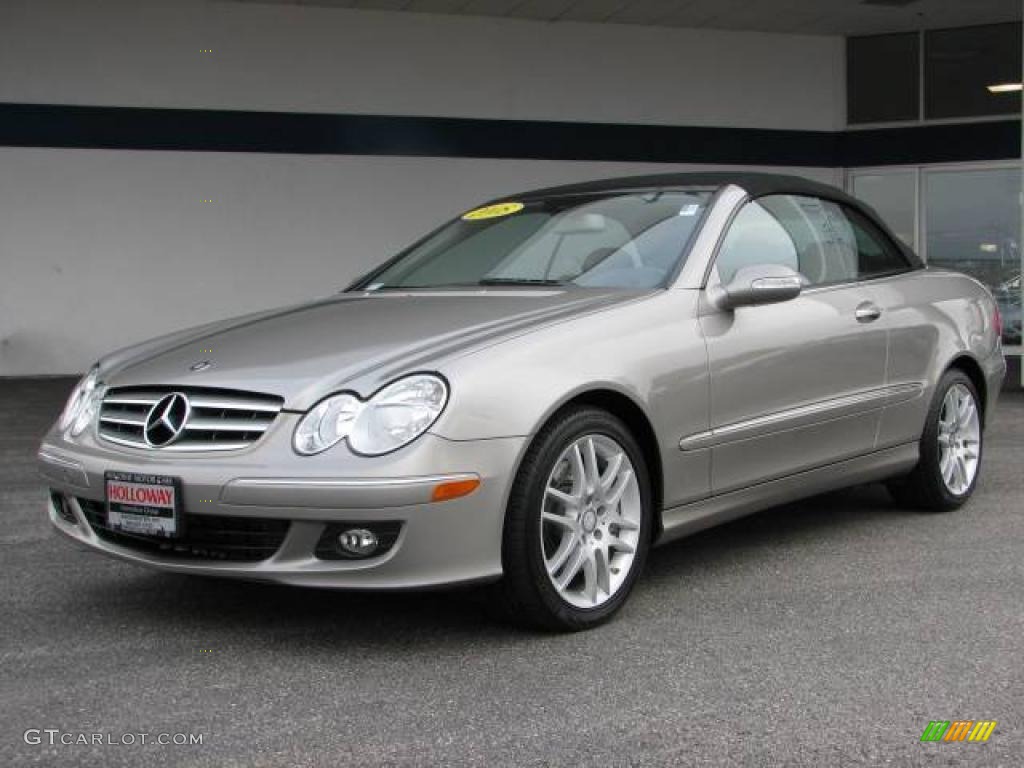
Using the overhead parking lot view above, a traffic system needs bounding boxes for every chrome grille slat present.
[98,386,284,452]
[98,433,253,453]
[103,394,163,406]
[99,415,147,426]
[185,417,272,432]
[164,441,255,452]
[189,397,282,412]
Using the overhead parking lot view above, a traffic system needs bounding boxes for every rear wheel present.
[495,406,652,631]
[887,369,983,512]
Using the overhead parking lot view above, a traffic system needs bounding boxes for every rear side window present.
[715,194,910,287]
[841,204,912,279]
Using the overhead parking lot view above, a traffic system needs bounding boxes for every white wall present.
[0,0,844,375]
[0,0,843,129]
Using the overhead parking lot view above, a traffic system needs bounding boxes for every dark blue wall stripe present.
[841,120,1022,166]
[0,103,1018,168]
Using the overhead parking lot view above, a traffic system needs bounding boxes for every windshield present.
[355,189,714,291]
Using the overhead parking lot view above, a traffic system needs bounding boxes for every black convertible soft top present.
[505,171,922,268]
[512,172,860,206]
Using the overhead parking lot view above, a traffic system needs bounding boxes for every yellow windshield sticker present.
[462,202,525,221]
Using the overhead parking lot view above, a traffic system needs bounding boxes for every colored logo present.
[461,202,525,221]
[920,720,997,743]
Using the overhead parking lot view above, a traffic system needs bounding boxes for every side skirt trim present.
[656,442,919,545]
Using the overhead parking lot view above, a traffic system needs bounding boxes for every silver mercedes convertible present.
[39,173,1006,630]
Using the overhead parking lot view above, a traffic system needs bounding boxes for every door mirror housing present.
[712,264,804,310]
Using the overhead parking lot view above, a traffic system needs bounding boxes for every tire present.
[494,406,653,631]
[887,369,983,512]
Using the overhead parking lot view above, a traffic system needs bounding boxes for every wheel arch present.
[945,354,988,426]
[533,387,665,539]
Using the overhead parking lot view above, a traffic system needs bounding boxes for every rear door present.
[697,194,891,493]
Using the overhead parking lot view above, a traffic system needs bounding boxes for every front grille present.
[78,498,290,562]
[98,386,284,451]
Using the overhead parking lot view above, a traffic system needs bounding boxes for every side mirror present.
[713,264,804,310]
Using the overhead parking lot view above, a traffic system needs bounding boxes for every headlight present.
[348,374,448,456]
[293,374,448,456]
[70,385,105,437]
[292,393,361,455]
[59,366,101,434]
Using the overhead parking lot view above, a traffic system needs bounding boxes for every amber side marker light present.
[432,477,481,502]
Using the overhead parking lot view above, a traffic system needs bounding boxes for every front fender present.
[431,290,713,508]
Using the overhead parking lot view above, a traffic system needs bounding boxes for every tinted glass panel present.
[843,206,911,278]
[715,201,799,284]
[925,168,1021,346]
[847,33,920,124]
[925,23,1022,119]
[761,196,859,286]
[362,191,712,290]
[717,195,909,288]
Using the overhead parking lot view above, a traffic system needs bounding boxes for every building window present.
[850,165,1022,350]
[924,167,1021,347]
[847,22,1024,125]
[847,32,920,124]
[850,171,917,250]
[924,23,1022,120]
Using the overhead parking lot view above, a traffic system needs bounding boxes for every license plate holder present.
[105,471,182,539]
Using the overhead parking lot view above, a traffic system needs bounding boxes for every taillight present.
[993,304,1003,339]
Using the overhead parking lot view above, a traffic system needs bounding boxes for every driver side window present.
[716,194,907,288]
[716,200,799,283]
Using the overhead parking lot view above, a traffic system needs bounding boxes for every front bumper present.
[38,416,525,589]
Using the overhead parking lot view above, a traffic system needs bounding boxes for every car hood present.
[100,288,645,410]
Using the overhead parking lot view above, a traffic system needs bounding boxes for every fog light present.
[337,528,378,557]
[50,491,77,525]
[315,522,402,561]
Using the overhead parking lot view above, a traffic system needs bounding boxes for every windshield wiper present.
[477,278,565,287]
[360,283,478,291]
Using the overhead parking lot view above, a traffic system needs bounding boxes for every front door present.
[696,194,891,493]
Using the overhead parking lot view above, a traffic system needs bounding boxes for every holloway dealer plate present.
[105,471,181,538]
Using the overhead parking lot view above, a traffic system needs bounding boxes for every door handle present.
[855,302,882,323]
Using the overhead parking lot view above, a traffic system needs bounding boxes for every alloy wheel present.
[937,382,981,496]
[540,434,642,609]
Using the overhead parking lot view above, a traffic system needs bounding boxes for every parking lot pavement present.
[2,378,1021,767]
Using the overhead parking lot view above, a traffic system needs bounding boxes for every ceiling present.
[228,0,1023,36]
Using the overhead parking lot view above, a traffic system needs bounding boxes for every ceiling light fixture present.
[987,83,1023,93]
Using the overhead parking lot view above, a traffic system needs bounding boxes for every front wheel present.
[495,406,653,631]
[887,369,983,512]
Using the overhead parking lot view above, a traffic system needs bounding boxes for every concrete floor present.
[1,378,1021,767]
